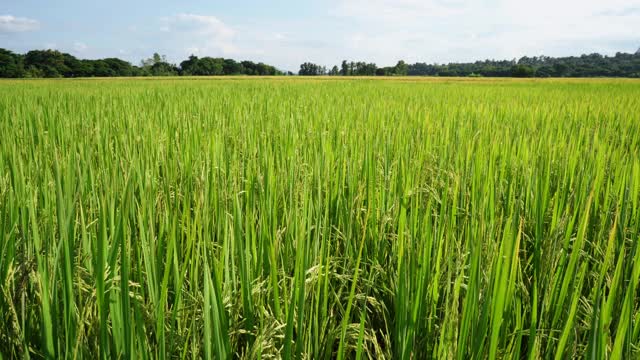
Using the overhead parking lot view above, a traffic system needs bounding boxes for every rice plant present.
[0,77,639,359]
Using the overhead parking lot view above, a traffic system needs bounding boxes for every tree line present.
[0,49,284,78]
[2,47,640,78]
[299,60,408,76]
[300,50,640,77]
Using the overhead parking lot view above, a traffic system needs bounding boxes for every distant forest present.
[0,49,283,78]
[301,50,640,78]
[1,47,640,78]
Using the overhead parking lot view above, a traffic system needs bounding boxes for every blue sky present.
[1,0,639,71]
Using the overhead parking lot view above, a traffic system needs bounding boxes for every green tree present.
[0,49,24,78]
[150,62,178,76]
[553,63,569,77]
[341,60,350,76]
[394,60,408,75]
[140,53,167,68]
[511,64,535,77]
[223,59,243,75]
[180,55,200,75]
[299,62,326,76]
[24,50,70,78]
[102,58,136,76]
[91,60,115,77]
[194,57,224,75]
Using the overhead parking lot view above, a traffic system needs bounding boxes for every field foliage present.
[1,78,639,359]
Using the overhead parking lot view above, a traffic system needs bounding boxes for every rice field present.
[0,77,639,359]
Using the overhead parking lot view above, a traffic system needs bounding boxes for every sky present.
[1,0,639,71]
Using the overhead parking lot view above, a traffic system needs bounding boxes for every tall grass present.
[0,77,639,359]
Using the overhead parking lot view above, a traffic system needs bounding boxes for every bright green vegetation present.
[1,77,639,359]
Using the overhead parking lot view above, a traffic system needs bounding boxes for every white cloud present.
[598,7,640,17]
[0,15,40,33]
[160,14,237,56]
[326,0,640,64]
[65,4,636,71]
[74,42,88,52]
[332,0,469,22]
